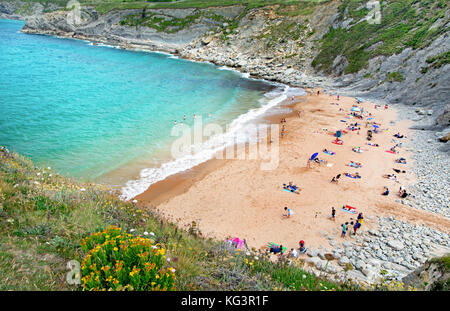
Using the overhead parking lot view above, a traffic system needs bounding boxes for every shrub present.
[80,226,176,291]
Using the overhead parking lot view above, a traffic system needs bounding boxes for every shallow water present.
[0,19,305,198]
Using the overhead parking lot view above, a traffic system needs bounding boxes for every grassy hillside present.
[312,0,449,74]
[15,0,330,14]
[0,146,361,291]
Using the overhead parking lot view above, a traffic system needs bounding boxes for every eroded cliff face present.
[1,1,449,128]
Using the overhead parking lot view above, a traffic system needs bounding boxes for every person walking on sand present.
[317,90,320,96]
[331,207,336,221]
[341,222,348,238]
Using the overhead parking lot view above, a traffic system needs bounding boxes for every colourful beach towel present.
[386,150,397,154]
[232,238,245,249]
[283,188,298,194]
[332,140,343,145]
[347,163,362,168]
[323,150,336,155]
[267,242,287,253]
[345,173,361,179]
[341,205,357,214]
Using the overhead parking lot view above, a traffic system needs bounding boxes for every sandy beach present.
[137,90,450,252]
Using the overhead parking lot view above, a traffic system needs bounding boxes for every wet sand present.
[136,89,450,251]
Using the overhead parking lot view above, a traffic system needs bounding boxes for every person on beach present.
[341,223,348,238]
[193,114,197,119]
[398,188,408,198]
[183,115,186,121]
[353,221,361,235]
[270,245,283,255]
[283,207,294,218]
[299,240,306,253]
[306,158,311,168]
[297,110,301,118]
[331,207,336,221]
[382,187,390,196]
[357,213,364,225]
[289,248,299,258]
[317,90,320,95]
[337,95,340,101]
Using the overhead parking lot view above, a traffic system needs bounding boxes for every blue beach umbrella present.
[351,107,361,112]
[310,152,319,160]
[373,124,379,128]
[335,130,342,138]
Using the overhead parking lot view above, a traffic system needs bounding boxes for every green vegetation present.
[386,71,405,82]
[120,9,233,33]
[426,51,450,69]
[79,0,328,15]
[256,20,308,48]
[79,226,176,290]
[0,146,356,291]
[312,0,449,74]
[427,255,450,291]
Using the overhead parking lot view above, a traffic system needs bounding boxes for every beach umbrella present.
[356,98,364,102]
[310,152,319,160]
[373,124,380,128]
[351,107,361,112]
[335,130,342,138]
[367,117,374,120]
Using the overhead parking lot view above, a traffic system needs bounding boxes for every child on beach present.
[382,187,390,196]
[331,207,336,221]
[283,207,294,218]
[289,248,299,258]
[299,240,306,253]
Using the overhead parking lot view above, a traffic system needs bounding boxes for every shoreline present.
[135,97,303,206]
[136,89,450,283]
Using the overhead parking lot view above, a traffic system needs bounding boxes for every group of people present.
[340,212,364,238]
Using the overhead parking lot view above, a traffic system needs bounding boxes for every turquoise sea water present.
[0,19,300,199]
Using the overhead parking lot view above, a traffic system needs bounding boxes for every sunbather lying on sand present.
[396,157,407,164]
[352,147,363,153]
[347,161,362,168]
[393,168,406,173]
[383,174,397,180]
[345,172,361,179]
[283,184,301,194]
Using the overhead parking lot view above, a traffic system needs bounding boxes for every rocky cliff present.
[1,1,449,129]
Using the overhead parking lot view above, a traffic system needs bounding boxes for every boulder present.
[388,240,405,251]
